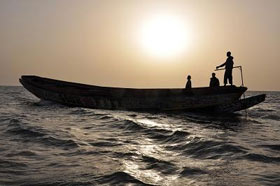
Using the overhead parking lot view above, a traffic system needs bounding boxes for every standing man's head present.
[212,73,216,78]
[187,75,191,80]
[227,51,231,57]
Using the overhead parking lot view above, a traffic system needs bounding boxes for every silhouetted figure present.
[209,73,220,87]
[185,75,192,89]
[216,51,234,86]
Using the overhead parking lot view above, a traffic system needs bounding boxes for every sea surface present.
[0,86,279,186]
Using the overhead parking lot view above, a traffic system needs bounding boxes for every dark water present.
[0,87,279,186]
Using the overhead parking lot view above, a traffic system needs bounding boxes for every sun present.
[140,15,190,58]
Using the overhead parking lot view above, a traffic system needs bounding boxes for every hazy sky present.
[0,0,279,90]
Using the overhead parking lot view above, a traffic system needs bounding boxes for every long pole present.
[215,65,246,99]
[240,66,244,87]
[215,65,244,87]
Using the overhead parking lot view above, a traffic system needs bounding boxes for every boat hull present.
[20,75,248,112]
[200,94,266,113]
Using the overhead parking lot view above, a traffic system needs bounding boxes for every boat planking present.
[19,75,265,113]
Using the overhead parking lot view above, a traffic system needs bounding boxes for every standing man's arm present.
[216,62,226,69]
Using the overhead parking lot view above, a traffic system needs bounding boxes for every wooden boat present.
[19,75,265,113]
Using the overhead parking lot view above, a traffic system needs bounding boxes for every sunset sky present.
[0,0,279,90]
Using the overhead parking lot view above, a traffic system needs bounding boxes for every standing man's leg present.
[224,70,228,86]
[228,69,233,85]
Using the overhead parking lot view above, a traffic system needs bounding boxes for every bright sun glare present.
[140,15,190,58]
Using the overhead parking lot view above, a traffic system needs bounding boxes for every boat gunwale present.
[20,75,247,96]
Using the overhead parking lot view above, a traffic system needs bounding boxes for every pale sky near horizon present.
[0,0,279,91]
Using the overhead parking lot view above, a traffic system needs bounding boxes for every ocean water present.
[0,86,279,186]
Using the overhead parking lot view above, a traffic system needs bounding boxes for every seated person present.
[185,75,192,89]
[210,73,220,87]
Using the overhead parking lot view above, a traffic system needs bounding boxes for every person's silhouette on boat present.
[216,51,234,86]
[185,75,192,89]
[210,73,220,87]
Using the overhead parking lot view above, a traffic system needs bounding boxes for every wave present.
[166,138,247,159]
[0,116,12,124]
[19,181,95,186]
[180,167,208,177]
[41,136,79,148]
[262,114,280,120]
[185,143,247,159]
[6,118,79,149]
[141,155,177,175]
[89,141,122,147]
[242,153,280,163]
[114,119,146,131]
[254,107,276,112]
[257,173,280,186]
[111,118,191,145]
[6,119,47,138]
[112,119,189,144]
[148,130,190,143]
[98,115,113,120]
[58,149,111,157]
[98,115,120,124]
[68,108,97,117]
[0,159,28,168]
[0,169,26,179]
[180,115,213,124]
[6,150,37,157]
[96,171,151,185]
[112,152,137,158]
[260,144,280,151]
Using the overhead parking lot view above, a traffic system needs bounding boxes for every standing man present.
[216,51,234,86]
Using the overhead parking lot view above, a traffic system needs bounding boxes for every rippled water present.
[0,86,279,185]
